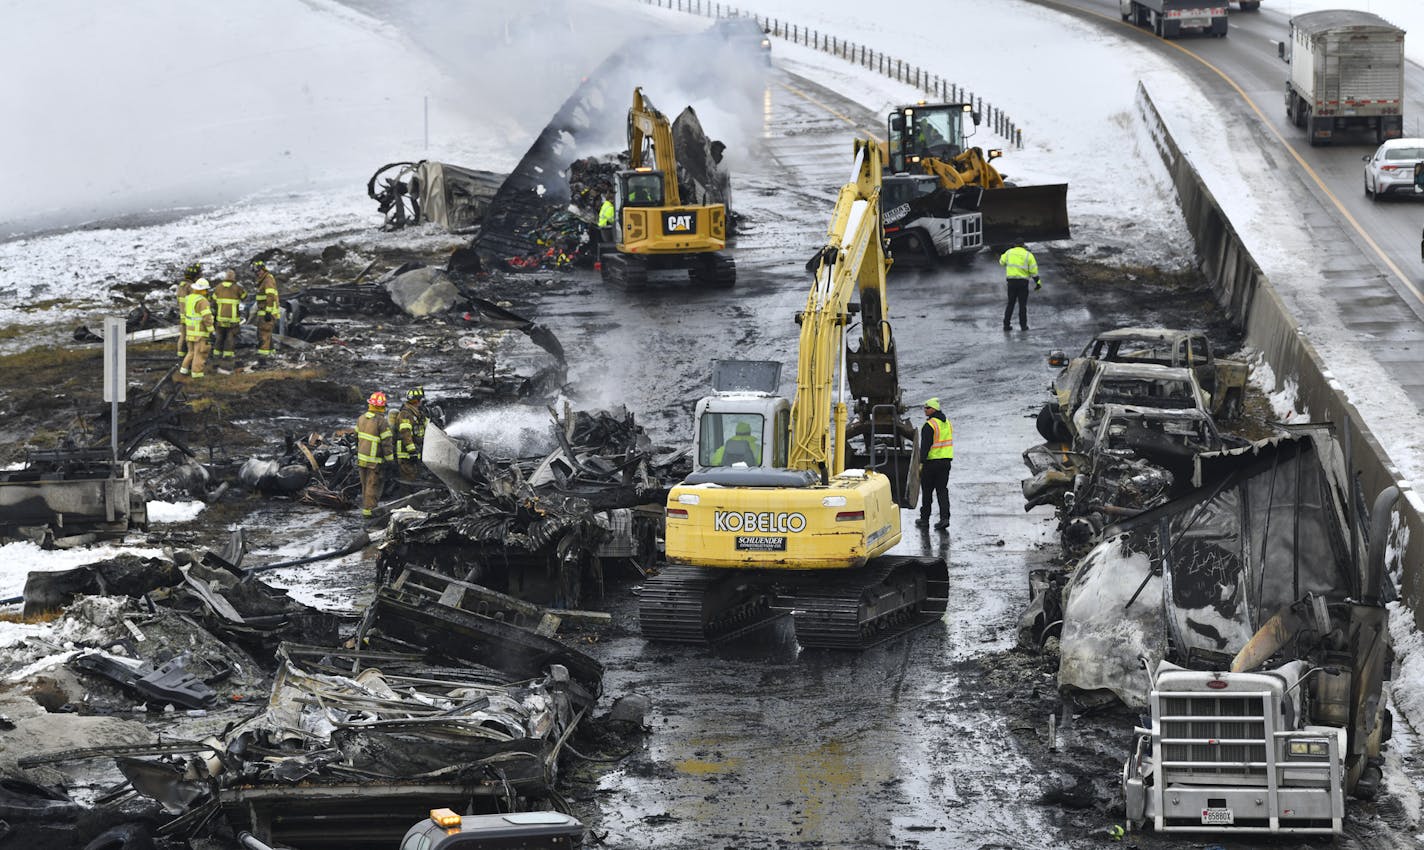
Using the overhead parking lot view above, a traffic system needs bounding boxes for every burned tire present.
[1219,389,1244,422]
[1036,403,1071,443]
[83,824,155,850]
[1353,762,1383,801]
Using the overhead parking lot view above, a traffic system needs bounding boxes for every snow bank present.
[0,0,502,237]
[0,541,165,599]
[146,500,207,524]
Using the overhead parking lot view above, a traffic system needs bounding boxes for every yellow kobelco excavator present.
[883,101,1069,248]
[638,139,948,650]
[600,88,735,289]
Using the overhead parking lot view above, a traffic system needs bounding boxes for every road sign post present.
[102,317,127,464]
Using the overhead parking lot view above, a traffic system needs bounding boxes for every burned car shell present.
[1049,328,1247,429]
[1069,362,1210,440]
[1022,405,1228,547]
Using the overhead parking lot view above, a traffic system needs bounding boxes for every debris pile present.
[366,160,504,232]
[383,405,687,609]
[0,526,624,847]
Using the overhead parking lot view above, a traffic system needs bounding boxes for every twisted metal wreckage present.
[1019,423,1400,833]
[4,312,680,848]
[9,525,616,849]
[381,403,689,610]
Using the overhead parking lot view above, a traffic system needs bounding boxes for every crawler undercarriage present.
[639,555,948,650]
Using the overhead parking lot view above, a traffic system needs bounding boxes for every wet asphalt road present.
[506,64,1423,848]
[520,70,1096,849]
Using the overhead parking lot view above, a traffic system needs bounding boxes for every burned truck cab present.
[0,450,148,544]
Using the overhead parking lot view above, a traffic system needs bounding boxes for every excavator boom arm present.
[788,139,894,474]
[627,87,682,206]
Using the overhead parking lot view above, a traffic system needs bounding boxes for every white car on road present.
[1363,138,1424,200]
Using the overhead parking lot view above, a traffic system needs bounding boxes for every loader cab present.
[887,103,977,173]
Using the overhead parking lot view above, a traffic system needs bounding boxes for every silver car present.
[1363,138,1424,200]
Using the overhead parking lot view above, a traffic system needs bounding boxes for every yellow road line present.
[779,81,882,143]
[1036,0,1421,300]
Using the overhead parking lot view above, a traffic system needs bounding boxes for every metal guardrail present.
[640,0,1025,148]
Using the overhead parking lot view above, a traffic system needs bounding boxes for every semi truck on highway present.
[1279,10,1405,146]
[1120,1,1229,39]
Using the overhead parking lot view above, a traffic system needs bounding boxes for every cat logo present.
[663,212,697,235]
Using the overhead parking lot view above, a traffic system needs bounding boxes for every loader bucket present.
[979,183,1070,245]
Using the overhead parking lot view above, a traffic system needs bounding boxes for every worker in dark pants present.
[916,398,953,531]
[998,242,1040,330]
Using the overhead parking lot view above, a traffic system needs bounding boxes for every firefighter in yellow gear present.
[252,260,280,360]
[389,386,428,480]
[176,262,202,358]
[356,391,396,519]
[179,279,215,380]
[211,270,246,362]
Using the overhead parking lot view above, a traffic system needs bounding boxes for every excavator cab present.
[618,169,666,208]
[687,360,790,473]
[694,402,791,470]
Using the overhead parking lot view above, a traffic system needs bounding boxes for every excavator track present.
[638,564,780,644]
[688,253,736,288]
[599,252,648,289]
[786,556,949,650]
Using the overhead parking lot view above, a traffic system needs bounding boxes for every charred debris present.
[3,243,691,849]
[0,395,681,848]
[1015,327,1400,835]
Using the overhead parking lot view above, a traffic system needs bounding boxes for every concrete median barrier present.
[1135,81,1424,627]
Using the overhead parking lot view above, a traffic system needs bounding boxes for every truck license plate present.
[1201,807,1234,825]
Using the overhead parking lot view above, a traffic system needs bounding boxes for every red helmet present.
[367,391,388,408]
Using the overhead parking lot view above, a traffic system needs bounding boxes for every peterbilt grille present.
[1160,693,1268,780]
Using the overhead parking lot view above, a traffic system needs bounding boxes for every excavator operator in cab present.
[711,421,761,466]
[625,174,662,206]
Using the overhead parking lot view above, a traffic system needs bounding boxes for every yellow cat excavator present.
[884,101,1069,246]
[600,88,735,289]
[638,139,948,650]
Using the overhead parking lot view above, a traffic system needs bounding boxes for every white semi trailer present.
[1280,10,1405,146]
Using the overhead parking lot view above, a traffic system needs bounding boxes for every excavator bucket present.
[979,183,1070,245]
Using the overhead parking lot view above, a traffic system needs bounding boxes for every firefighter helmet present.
[406,386,425,401]
[367,391,388,408]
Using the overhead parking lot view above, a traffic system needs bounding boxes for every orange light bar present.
[430,808,461,828]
